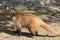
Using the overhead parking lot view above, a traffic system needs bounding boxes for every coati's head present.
[4,5,16,16]
[4,5,23,17]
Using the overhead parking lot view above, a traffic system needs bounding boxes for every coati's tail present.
[39,19,60,36]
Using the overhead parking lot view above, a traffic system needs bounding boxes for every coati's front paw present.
[14,31,21,36]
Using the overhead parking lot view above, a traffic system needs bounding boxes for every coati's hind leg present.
[28,25,38,36]
[36,31,38,36]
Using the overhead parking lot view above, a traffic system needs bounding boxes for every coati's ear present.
[4,5,9,11]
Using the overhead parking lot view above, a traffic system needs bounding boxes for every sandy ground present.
[0,14,60,40]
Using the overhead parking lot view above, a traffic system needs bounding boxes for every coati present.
[5,7,60,37]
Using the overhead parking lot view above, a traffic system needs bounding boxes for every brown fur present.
[6,9,60,36]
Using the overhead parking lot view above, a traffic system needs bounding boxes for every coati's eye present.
[12,13,15,16]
